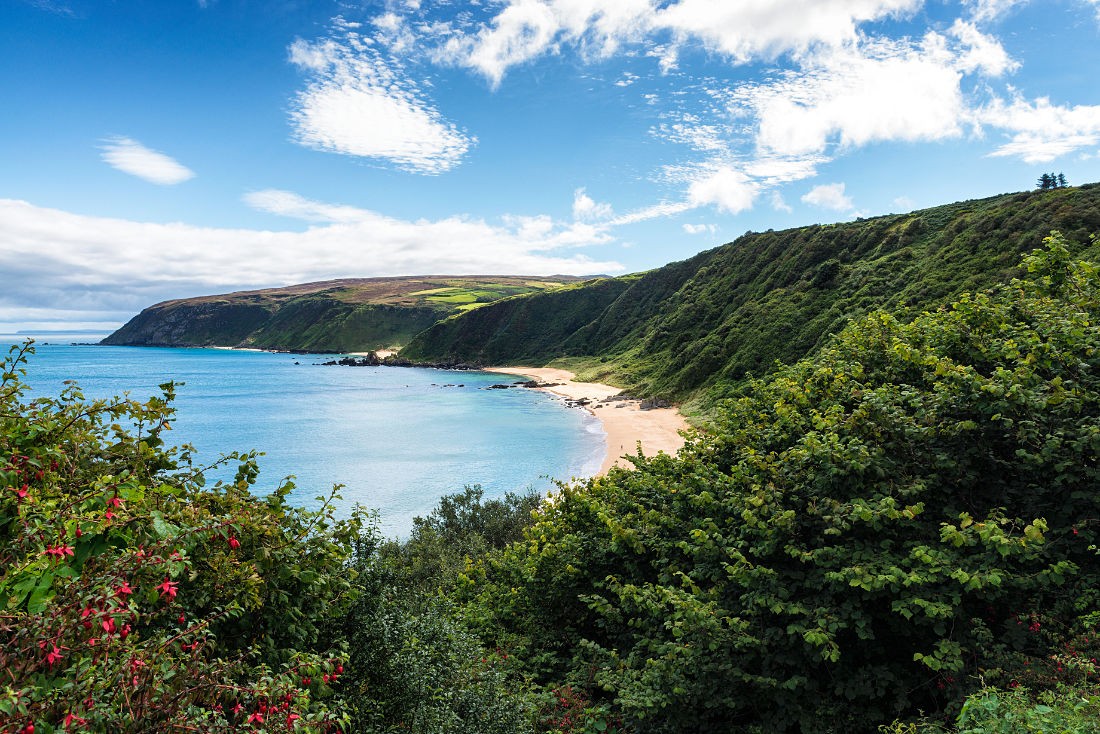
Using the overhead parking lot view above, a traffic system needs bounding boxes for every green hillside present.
[402,185,1100,409]
[101,276,579,352]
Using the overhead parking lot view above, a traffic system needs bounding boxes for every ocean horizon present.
[2,335,604,536]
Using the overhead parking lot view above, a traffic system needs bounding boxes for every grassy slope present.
[101,276,580,352]
[403,185,1100,410]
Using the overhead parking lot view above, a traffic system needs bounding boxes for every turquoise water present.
[2,335,604,536]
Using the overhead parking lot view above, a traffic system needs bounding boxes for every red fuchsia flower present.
[117,581,133,597]
[247,712,264,724]
[119,624,131,640]
[104,511,115,521]
[63,712,87,729]
[335,664,343,674]
[44,545,74,559]
[286,713,301,727]
[301,677,311,686]
[44,644,64,667]
[101,618,117,635]
[157,578,178,599]
[227,536,241,549]
[231,703,243,715]
[178,613,186,624]
[107,496,123,508]
[13,484,28,499]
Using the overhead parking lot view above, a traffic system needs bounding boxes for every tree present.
[1038,173,1053,189]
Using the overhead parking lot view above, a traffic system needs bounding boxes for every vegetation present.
[7,233,1099,732]
[449,233,1100,732]
[101,276,579,352]
[404,185,1100,413]
[0,342,362,731]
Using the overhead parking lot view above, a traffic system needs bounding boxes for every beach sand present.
[484,367,691,475]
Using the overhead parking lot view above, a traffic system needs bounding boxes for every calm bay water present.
[2,335,604,536]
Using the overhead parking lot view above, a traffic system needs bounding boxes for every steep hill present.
[102,276,580,352]
[402,185,1100,408]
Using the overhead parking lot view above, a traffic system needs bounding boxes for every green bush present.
[457,234,1100,732]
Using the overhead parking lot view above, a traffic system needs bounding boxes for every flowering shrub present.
[0,342,361,732]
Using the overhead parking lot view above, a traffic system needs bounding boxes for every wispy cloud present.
[288,29,473,174]
[982,95,1100,163]
[99,137,196,185]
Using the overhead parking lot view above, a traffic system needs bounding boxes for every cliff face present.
[404,185,1100,402]
[102,301,273,347]
[102,276,581,351]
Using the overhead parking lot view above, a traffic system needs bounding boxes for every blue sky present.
[2,0,1099,330]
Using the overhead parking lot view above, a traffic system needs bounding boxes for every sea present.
[1,334,605,536]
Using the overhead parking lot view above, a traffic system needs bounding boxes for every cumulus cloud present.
[100,137,196,185]
[0,196,623,324]
[289,32,473,174]
[440,0,923,85]
[572,188,613,220]
[682,223,716,235]
[653,0,920,63]
[738,36,970,160]
[687,166,757,214]
[802,182,854,211]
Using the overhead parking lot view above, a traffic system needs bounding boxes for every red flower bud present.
[228,536,241,549]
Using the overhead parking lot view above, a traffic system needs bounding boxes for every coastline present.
[483,367,690,476]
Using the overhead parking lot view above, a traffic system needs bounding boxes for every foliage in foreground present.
[456,234,1100,732]
[0,346,362,732]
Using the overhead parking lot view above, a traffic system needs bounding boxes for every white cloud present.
[653,0,921,63]
[893,195,916,210]
[769,190,793,213]
[802,182,854,211]
[572,188,613,220]
[682,223,716,235]
[289,33,473,174]
[965,0,1029,23]
[439,0,922,85]
[739,36,970,160]
[687,166,757,213]
[99,137,196,185]
[948,19,1018,76]
[982,95,1100,162]
[0,196,624,324]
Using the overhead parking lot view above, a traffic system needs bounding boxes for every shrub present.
[0,342,362,732]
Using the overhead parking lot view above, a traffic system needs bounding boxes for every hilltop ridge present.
[403,184,1100,410]
[101,275,583,353]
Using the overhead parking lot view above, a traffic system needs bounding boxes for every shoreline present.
[484,367,690,476]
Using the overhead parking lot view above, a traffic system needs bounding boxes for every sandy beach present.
[484,367,691,475]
